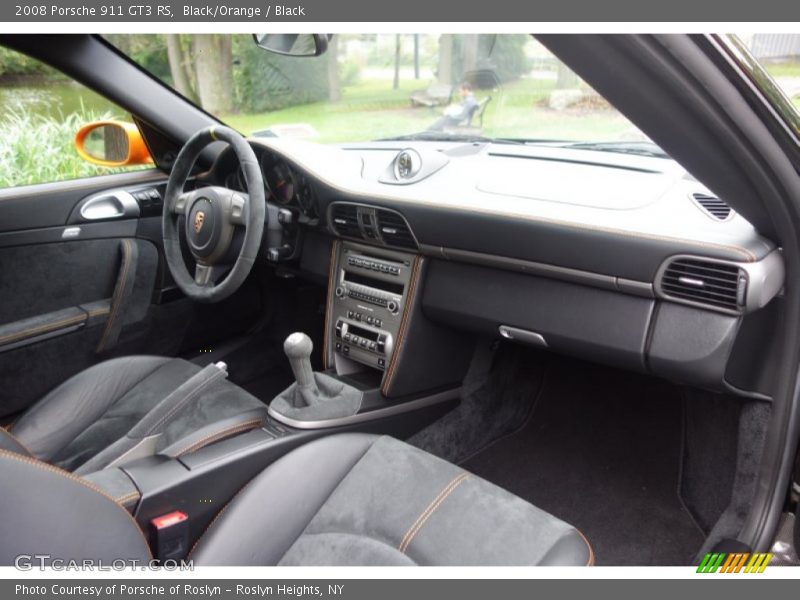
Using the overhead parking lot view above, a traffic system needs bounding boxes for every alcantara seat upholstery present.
[0,433,593,566]
[0,356,267,474]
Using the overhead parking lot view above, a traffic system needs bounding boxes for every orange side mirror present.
[75,121,153,167]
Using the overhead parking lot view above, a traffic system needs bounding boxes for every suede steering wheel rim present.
[162,126,266,303]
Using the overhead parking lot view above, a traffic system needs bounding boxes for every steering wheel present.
[163,126,266,303]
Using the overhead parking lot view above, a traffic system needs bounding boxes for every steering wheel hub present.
[187,195,217,252]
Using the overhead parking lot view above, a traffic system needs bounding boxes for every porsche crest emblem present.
[194,211,205,233]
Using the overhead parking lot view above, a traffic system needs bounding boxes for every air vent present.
[376,209,418,249]
[692,193,733,221]
[330,203,360,238]
[659,258,745,312]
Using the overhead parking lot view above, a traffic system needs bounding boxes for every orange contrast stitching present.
[98,239,134,352]
[175,418,263,457]
[576,528,595,566]
[0,427,34,456]
[323,240,340,370]
[115,491,142,506]
[0,314,86,346]
[0,449,152,559]
[398,472,471,554]
[381,255,422,396]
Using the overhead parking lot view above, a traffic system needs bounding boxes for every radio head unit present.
[328,242,415,373]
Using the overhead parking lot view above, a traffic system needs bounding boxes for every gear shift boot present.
[270,332,363,422]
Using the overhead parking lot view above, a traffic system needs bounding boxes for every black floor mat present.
[462,358,704,566]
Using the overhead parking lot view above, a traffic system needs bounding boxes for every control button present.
[391,266,400,275]
[347,310,354,318]
[335,286,345,298]
[369,341,377,351]
[335,342,342,352]
[366,316,374,325]
[360,339,368,348]
[378,358,386,368]
[277,209,293,225]
[355,312,362,321]
[343,346,350,355]
[344,334,351,342]
[380,265,389,273]
[387,300,399,314]
[375,319,382,328]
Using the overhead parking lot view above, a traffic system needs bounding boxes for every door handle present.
[79,190,141,221]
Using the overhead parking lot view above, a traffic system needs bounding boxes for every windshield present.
[111,34,659,148]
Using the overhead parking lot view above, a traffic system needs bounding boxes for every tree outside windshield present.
[109,34,646,144]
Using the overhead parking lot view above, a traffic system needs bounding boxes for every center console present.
[328,242,416,373]
[84,233,477,561]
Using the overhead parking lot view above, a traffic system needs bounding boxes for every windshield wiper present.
[563,141,669,159]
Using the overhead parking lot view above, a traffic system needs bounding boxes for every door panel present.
[0,237,126,323]
[0,234,160,417]
[0,173,266,419]
[0,169,168,233]
[0,173,168,418]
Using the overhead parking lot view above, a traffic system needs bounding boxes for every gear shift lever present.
[271,332,362,421]
[283,332,317,392]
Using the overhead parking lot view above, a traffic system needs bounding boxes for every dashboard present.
[208,136,785,400]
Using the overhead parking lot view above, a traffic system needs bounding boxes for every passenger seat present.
[0,434,593,566]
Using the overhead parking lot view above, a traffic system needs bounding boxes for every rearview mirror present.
[252,33,330,57]
[74,121,153,167]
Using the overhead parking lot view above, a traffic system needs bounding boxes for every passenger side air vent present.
[376,209,418,249]
[692,193,733,221]
[330,203,360,238]
[659,257,745,312]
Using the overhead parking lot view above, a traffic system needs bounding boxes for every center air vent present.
[330,203,360,238]
[328,202,418,250]
[692,193,733,221]
[658,257,745,312]
[376,209,418,249]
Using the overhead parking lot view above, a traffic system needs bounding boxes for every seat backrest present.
[0,449,151,566]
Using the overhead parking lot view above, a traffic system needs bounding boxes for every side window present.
[0,46,148,189]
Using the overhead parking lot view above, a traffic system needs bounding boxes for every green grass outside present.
[763,60,800,79]
[224,77,636,143]
[3,73,795,190]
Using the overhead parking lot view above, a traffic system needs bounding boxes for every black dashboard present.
[208,137,785,400]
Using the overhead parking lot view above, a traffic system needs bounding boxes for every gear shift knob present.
[284,332,316,390]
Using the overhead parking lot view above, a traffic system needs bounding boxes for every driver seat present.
[0,356,267,475]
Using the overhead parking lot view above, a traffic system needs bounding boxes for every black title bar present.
[3,0,800,22]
